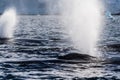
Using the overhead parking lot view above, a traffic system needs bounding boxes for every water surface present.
[0,15,119,79]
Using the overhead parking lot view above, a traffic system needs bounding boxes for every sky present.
[0,0,59,15]
[0,0,120,15]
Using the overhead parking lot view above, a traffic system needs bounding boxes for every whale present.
[58,53,96,60]
[0,38,13,44]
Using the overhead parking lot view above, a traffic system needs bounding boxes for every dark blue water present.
[0,15,120,80]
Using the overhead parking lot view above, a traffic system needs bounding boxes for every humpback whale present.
[58,53,96,60]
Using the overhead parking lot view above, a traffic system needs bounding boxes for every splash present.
[60,0,103,57]
[0,8,17,38]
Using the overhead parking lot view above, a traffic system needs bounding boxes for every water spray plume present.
[60,0,103,57]
[0,8,17,38]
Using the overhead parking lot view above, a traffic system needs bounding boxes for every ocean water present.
[0,15,119,80]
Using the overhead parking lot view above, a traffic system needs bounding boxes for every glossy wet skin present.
[58,53,95,60]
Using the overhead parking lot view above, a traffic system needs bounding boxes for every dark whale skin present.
[0,38,11,44]
[58,53,95,60]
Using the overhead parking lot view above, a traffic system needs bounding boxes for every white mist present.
[0,8,17,38]
[60,0,103,56]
